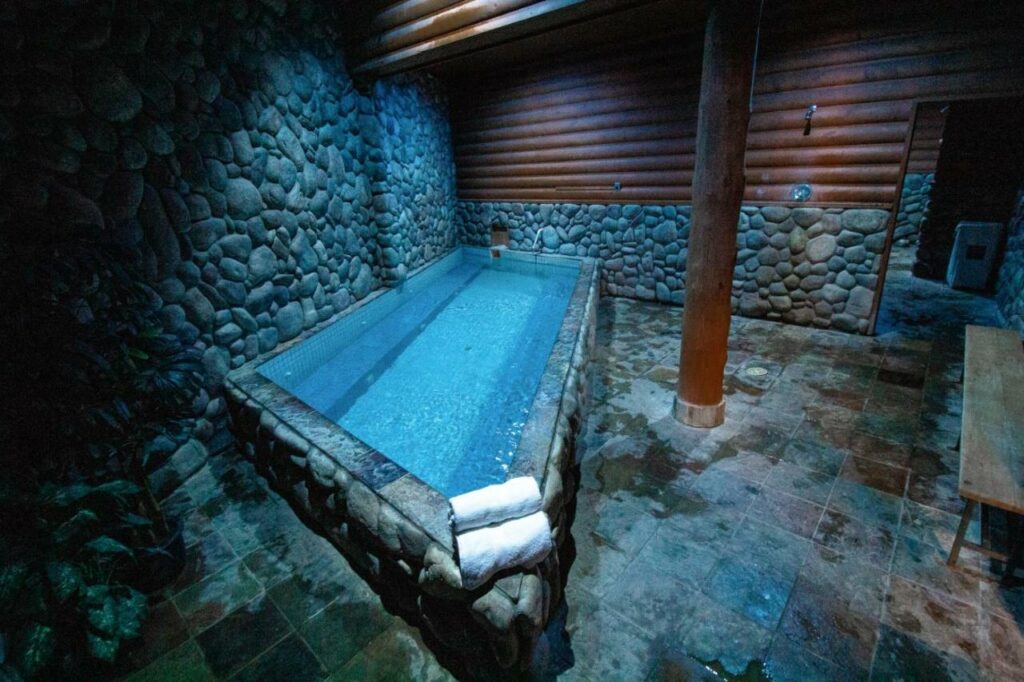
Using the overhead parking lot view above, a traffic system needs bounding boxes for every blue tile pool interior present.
[258,247,581,497]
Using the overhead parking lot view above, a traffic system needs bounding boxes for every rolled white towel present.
[455,511,552,590]
[449,476,542,533]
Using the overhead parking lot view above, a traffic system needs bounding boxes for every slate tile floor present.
[125,248,1023,681]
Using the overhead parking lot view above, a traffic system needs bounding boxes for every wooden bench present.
[947,325,1024,582]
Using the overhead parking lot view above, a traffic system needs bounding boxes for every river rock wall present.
[457,202,890,333]
[371,77,457,287]
[996,187,1024,336]
[0,0,457,487]
[893,172,934,245]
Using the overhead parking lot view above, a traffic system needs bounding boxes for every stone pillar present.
[674,0,760,428]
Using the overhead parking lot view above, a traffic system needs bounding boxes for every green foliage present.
[0,481,148,679]
[13,624,54,678]
[0,232,202,491]
[0,232,202,677]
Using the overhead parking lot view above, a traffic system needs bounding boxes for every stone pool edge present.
[223,247,599,673]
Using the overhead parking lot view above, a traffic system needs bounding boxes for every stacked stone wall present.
[0,0,457,484]
[371,77,457,286]
[996,187,1024,335]
[457,201,890,333]
[893,172,934,245]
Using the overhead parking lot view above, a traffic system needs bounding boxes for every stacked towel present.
[456,511,552,590]
[449,477,552,590]
[450,476,542,532]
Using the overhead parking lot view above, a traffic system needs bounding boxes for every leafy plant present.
[0,480,149,679]
[77,304,204,540]
[0,230,202,537]
[0,227,203,678]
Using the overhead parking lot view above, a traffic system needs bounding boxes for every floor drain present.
[744,367,769,377]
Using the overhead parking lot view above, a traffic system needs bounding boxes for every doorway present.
[873,96,1024,337]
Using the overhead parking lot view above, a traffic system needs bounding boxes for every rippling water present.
[260,250,579,496]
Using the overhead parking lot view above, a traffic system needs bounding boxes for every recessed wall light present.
[789,183,812,202]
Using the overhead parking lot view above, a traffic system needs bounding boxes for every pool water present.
[258,249,580,497]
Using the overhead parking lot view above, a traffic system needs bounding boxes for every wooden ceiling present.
[341,0,705,77]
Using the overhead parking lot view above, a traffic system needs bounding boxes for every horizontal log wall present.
[453,34,701,203]
[907,102,947,173]
[451,0,1024,206]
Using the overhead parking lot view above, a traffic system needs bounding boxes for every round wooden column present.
[674,0,760,428]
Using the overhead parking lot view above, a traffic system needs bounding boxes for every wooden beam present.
[867,98,920,335]
[352,0,653,76]
[364,1,460,34]
[359,0,538,59]
[674,0,759,429]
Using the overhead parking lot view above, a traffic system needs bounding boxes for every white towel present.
[455,511,552,590]
[449,476,542,533]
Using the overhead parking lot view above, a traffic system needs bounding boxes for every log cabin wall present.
[451,0,1024,333]
[453,32,702,205]
[906,104,947,176]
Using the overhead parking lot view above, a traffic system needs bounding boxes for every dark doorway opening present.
[914,96,1024,283]
[874,96,1024,337]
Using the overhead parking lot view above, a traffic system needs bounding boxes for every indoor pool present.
[257,248,580,496]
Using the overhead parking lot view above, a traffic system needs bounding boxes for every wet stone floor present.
[125,249,1023,681]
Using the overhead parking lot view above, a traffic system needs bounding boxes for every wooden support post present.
[674,0,759,428]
